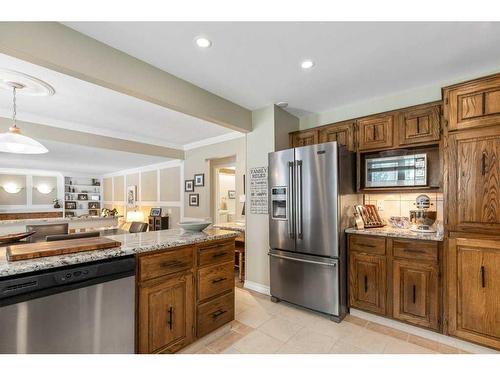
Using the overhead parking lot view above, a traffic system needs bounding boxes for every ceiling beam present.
[0,117,185,160]
[0,22,252,133]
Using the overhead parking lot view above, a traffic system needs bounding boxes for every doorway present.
[210,156,236,224]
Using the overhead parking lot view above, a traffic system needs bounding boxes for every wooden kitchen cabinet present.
[137,272,194,353]
[446,126,500,235]
[392,259,439,330]
[289,129,318,148]
[318,121,355,150]
[357,113,395,151]
[448,238,500,350]
[349,252,387,315]
[443,73,500,132]
[398,102,441,146]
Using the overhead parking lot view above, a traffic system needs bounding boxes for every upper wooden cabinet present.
[318,121,356,151]
[398,103,441,146]
[357,114,395,151]
[289,129,318,148]
[447,126,500,235]
[444,73,500,131]
[448,238,500,350]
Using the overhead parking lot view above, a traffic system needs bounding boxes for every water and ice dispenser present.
[271,187,288,220]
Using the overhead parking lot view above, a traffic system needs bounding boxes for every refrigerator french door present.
[268,142,356,321]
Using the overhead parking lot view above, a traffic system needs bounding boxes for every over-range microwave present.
[365,153,427,188]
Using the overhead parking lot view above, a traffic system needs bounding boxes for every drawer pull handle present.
[481,266,486,288]
[412,285,416,304]
[212,277,227,284]
[160,260,185,268]
[167,306,174,330]
[212,252,228,258]
[364,275,368,293]
[481,152,487,176]
[211,309,227,319]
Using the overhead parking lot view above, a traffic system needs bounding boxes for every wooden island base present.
[135,237,235,353]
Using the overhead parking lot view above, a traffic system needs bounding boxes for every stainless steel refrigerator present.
[268,141,359,321]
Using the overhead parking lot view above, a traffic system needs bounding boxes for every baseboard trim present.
[243,280,270,296]
[350,308,498,354]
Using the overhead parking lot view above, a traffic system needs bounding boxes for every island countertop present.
[0,228,239,278]
[345,227,443,241]
[212,222,245,232]
[0,216,120,225]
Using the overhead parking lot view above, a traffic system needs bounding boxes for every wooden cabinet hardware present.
[481,266,486,288]
[211,309,227,319]
[167,306,174,330]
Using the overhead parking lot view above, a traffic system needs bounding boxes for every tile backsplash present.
[364,192,443,222]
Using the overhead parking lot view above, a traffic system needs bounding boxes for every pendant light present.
[0,82,49,154]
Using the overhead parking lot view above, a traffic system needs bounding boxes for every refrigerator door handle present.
[296,160,303,239]
[268,252,336,267]
[288,161,295,239]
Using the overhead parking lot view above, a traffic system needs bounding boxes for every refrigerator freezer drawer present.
[269,250,339,316]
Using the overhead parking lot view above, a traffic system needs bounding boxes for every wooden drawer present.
[198,241,234,267]
[392,239,438,262]
[138,246,194,282]
[197,291,234,338]
[198,261,234,301]
[349,235,386,255]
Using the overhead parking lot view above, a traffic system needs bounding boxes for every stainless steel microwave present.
[365,153,427,188]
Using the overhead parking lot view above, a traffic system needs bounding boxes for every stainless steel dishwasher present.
[0,256,135,354]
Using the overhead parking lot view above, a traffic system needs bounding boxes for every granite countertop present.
[212,222,245,232]
[0,216,120,225]
[0,228,239,278]
[345,227,444,242]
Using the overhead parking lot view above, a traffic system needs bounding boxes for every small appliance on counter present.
[354,204,385,228]
[409,194,437,233]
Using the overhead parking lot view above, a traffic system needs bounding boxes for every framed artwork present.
[185,179,194,192]
[65,201,77,210]
[88,209,100,217]
[194,173,205,187]
[150,207,162,217]
[189,193,199,207]
[127,185,137,207]
[90,195,100,201]
[77,193,88,200]
[88,202,100,209]
[228,190,236,199]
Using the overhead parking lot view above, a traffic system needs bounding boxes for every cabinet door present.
[398,103,441,145]
[289,130,318,148]
[349,253,386,315]
[357,114,394,151]
[448,238,500,350]
[318,121,355,150]
[393,260,439,330]
[447,127,500,234]
[444,74,500,131]
[137,273,194,353]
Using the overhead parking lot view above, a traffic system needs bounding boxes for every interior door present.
[268,148,295,252]
[295,142,339,257]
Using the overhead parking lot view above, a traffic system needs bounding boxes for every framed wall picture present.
[77,193,88,200]
[127,185,137,207]
[65,201,77,210]
[90,194,100,201]
[189,193,199,207]
[150,207,162,217]
[194,173,205,187]
[88,201,100,209]
[228,190,236,199]
[185,179,194,192]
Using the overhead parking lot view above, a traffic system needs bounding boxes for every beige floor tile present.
[340,329,391,353]
[281,327,338,354]
[195,347,216,354]
[233,330,284,354]
[259,316,303,342]
[221,346,242,354]
[276,304,323,326]
[329,342,372,354]
[235,305,273,328]
[383,338,438,354]
[343,314,368,327]
[365,321,409,341]
[308,319,366,340]
[407,334,460,354]
[230,320,254,335]
[207,330,245,353]
[235,300,254,315]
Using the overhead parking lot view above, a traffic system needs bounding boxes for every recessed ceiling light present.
[301,60,315,69]
[195,37,212,48]
[276,102,289,108]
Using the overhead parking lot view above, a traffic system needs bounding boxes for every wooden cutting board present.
[6,237,122,262]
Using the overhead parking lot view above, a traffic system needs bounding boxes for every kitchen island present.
[0,228,239,354]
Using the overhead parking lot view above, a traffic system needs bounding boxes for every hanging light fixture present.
[0,82,49,154]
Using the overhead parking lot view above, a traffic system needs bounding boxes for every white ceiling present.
[0,53,235,149]
[65,22,500,116]
[0,139,169,175]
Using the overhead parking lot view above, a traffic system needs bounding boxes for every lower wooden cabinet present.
[448,237,500,350]
[137,272,194,353]
[349,252,386,315]
[392,260,439,330]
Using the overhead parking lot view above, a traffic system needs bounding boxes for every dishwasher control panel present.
[53,265,98,284]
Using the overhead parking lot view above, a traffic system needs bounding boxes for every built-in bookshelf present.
[64,176,102,218]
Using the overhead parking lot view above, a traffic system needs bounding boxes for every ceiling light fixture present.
[276,102,289,108]
[301,60,315,70]
[195,36,212,48]
[0,82,49,154]
[2,183,23,194]
[36,184,54,194]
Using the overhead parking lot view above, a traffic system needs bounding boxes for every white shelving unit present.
[64,176,102,218]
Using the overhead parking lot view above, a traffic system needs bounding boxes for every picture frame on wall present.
[65,201,77,210]
[194,173,205,187]
[189,193,199,207]
[228,190,236,199]
[150,207,162,217]
[127,185,137,207]
[185,179,194,192]
[77,193,88,200]
[88,202,100,209]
